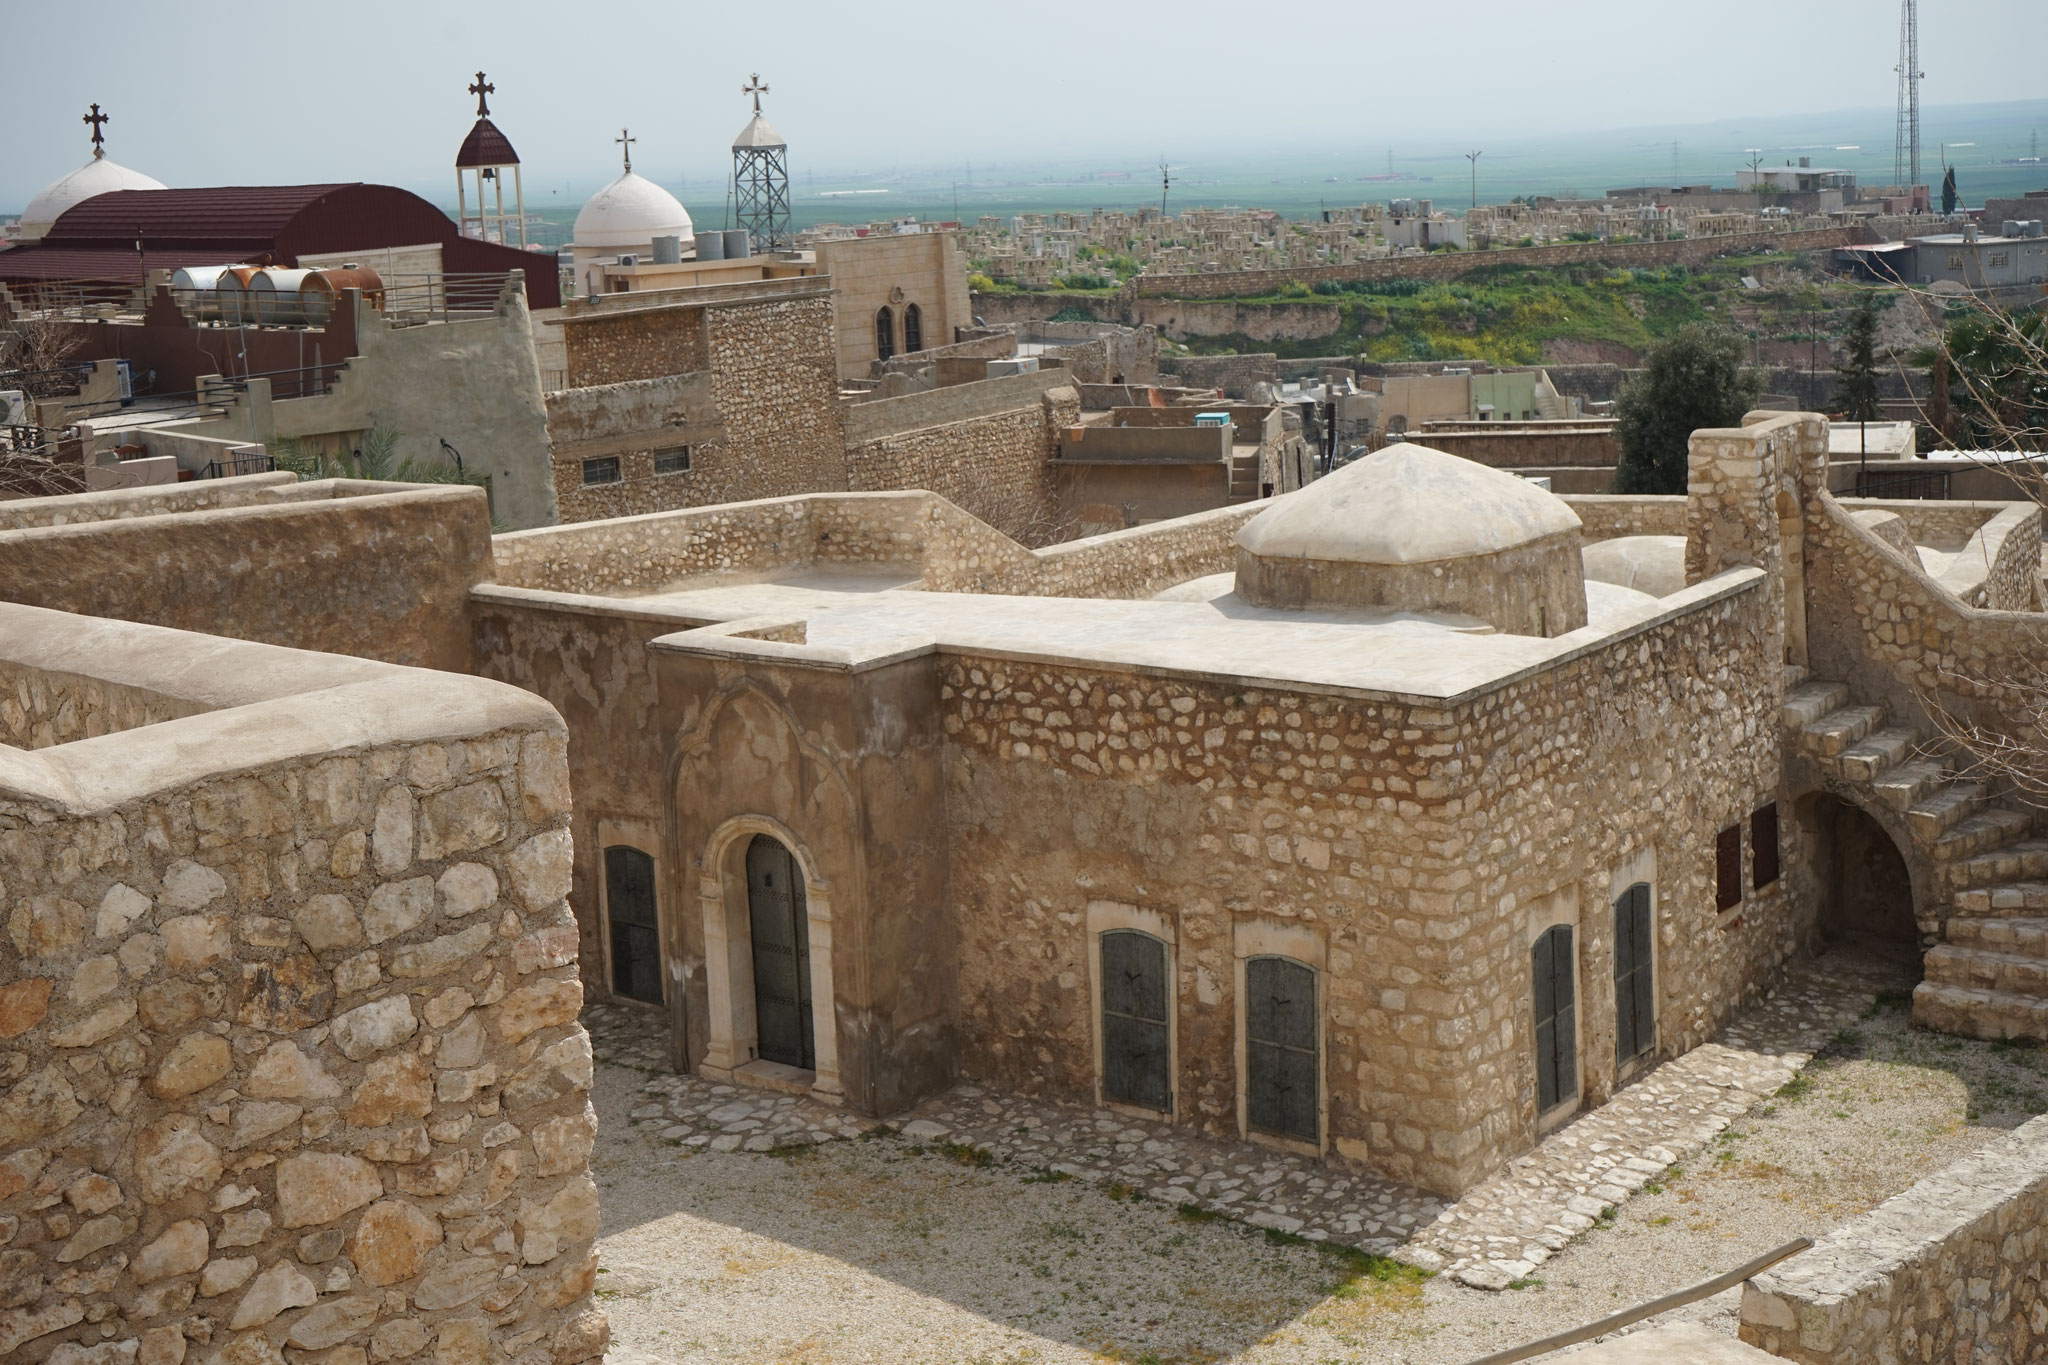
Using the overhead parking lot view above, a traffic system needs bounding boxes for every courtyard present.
[585,948,2044,1364]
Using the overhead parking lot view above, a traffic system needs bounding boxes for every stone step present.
[1944,916,2048,956]
[1801,705,1884,758]
[1951,840,2048,889]
[1930,809,2032,862]
[1925,943,2048,994]
[1782,662,1810,690]
[1954,881,2048,915]
[1870,759,1949,812]
[1912,980,2048,1041]
[1837,727,1918,783]
[1906,783,1990,840]
[1781,680,1849,730]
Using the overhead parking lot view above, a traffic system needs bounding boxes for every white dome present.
[16,157,167,240]
[571,171,692,251]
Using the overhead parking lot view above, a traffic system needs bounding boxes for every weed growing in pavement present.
[1106,1181,1145,1202]
[1174,1204,1226,1225]
[1022,1167,1075,1184]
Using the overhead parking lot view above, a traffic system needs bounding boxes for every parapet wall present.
[488,488,1262,604]
[0,479,494,673]
[0,606,602,1365]
[1740,1114,2048,1361]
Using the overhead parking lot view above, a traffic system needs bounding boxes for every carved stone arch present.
[663,674,864,1104]
[1789,774,1940,950]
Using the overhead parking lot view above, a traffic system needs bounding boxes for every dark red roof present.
[456,119,521,169]
[46,185,355,242]
[0,182,561,308]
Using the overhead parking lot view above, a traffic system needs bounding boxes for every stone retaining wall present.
[1740,1114,2048,1361]
[1130,227,1866,300]
[0,607,602,1365]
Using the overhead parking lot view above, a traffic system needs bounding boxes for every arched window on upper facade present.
[902,302,923,354]
[875,306,895,360]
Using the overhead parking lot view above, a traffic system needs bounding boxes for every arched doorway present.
[746,834,814,1069]
[1809,794,1919,967]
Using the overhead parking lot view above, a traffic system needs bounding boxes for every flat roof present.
[623,566,1766,706]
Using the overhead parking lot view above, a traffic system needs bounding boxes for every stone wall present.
[1740,1114,2048,1361]
[561,305,708,389]
[0,475,298,532]
[0,606,602,1365]
[1413,427,1619,470]
[0,482,494,674]
[550,290,846,524]
[935,567,1800,1195]
[1560,494,1689,543]
[1129,226,1867,300]
[840,369,1076,445]
[1168,355,1279,398]
[846,387,1078,546]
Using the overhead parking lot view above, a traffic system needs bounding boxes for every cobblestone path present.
[584,960,1869,1290]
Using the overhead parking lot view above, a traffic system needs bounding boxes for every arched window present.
[875,306,895,361]
[902,302,923,354]
[1245,956,1318,1143]
[1532,924,1577,1113]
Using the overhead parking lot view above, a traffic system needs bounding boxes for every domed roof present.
[732,112,786,150]
[456,117,520,169]
[571,172,692,250]
[17,157,167,239]
[1237,443,1582,566]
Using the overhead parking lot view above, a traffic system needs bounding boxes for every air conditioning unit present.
[615,254,639,268]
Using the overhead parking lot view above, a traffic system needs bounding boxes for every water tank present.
[651,235,683,265]
[169,265,237,319]
[215,265,261,326]
[300,267,386,324]
[251,268,314,325]
[723,229,751,260]
[693,232,725,261]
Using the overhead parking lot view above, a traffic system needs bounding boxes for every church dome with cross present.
[571,126,692,259]
[13,105,165,243]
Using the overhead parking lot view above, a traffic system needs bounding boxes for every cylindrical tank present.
[693,232,725,261]
[169,265,236,319]
[214,265,261,326]
[299,267,387,324]
[251,268,314,325]
[651,235,683,265]
[723,229,751,260]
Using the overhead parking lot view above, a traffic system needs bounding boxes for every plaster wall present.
[815,233,973,380]
[1234,530,1591,638]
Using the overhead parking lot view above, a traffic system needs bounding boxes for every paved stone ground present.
[584,959,1865,1291]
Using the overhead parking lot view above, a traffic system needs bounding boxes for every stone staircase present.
[1228,448,1262,504]
[1784,678,2048,1040]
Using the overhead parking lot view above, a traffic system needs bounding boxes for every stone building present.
[7,408,2048,1238]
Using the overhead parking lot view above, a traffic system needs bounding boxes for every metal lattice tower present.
[1894,0,1923,187]
[731,74,791,250]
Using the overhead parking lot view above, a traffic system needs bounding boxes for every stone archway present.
[1808,793,1920,968]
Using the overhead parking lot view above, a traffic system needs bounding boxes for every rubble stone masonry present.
[0,610,604,1365]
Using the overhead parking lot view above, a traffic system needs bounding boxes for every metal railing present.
[378,272,518,326]
[200,451,276,480]
[200,363,343,405]
[1852,468,1952,499]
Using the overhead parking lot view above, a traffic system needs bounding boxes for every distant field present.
[493,101,2047,246]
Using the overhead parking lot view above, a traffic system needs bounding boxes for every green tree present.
[1834,295,1883,422]
[1613,324,1762,494]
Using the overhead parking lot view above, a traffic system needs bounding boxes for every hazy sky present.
[6,0,2045,210]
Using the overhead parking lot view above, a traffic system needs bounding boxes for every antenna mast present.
[1894,0,1923,186]
[1159,156,1171,219]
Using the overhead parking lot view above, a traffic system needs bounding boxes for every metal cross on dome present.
[616,128,635,173]
[83,103,108,159]
[468,72,494,118]
[742,73,768,113]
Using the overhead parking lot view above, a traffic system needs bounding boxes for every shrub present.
[1614,325,1762,494]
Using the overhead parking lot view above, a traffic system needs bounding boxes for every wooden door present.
[1246,957,1318,1143]
[1100,930,1170,1112]
[747,835,814,1070]
[1614,884,1655,1067]
[1533,924,1577,1114]
[604,846,661,1004]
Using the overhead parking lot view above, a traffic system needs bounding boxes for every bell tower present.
[454,71,526,248]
